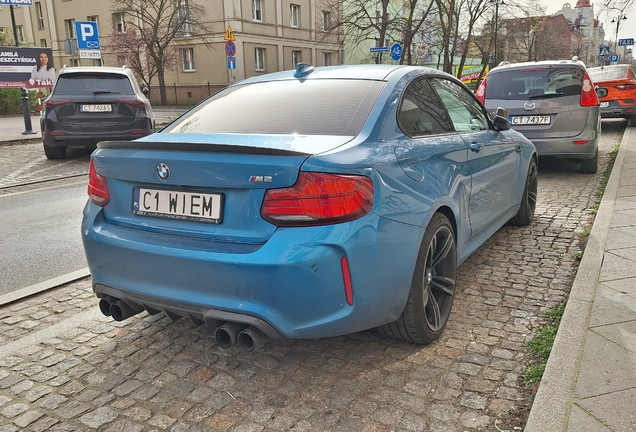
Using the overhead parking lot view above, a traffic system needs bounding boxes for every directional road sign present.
[619,38,634,46]
[370,46,389,53]
[599,45,610,55]
[391,43,403,61]
[227,56,236,70]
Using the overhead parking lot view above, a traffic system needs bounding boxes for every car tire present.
[580,150,598,174]
[43,143,66,160]
[377,212,456,344]
[508,157,538,226]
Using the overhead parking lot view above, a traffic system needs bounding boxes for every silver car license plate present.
[510,115,551,125]
[133,187,223,224]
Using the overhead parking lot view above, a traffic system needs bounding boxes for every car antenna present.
[294,62,315,79]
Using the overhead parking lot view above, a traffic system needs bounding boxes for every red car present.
[588,64,636,126]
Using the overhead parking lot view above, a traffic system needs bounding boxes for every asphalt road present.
[0,181,87,295]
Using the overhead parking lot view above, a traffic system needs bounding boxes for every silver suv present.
[476,59,602,173]
[42,66,155,159]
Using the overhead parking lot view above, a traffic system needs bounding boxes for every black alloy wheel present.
[378,212,457,344]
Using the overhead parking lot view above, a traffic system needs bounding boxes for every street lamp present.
[491,0,505,64]
[611,15,627,55]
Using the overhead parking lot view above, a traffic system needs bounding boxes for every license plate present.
[510,115,551,125]
[600,102,609,108]
[80,104,112,112]
[133,187,223,224]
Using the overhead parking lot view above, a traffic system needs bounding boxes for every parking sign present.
[75,21,100,50]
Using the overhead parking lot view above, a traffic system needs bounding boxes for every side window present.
[429,78,489,132]
[398,78,454,137]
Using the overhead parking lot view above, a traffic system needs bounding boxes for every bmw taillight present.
[475,80,486,104]
[616,84,636,90]
[88,160,110,206]
[580,72,598,107]
[261,172,374,226]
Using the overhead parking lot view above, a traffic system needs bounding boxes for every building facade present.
[0,0,343,93]
[553,1,605,66]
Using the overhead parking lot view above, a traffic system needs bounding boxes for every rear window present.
[486,67,584,100]
[162,79,385,136]
[588,65,628,82]
[53,73,135,96]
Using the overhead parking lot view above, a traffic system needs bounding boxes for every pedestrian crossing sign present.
[224,26,235,41]
[599,45,610,55]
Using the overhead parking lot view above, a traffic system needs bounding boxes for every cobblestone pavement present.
[0,121,627,432]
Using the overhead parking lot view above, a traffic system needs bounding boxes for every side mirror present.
[595,87,608,98]
[492,107,510,131]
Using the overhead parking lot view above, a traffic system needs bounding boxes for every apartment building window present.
[252,0,262,22]
[64,19,75,38]
[35,2,44,29]
[88,15,98,23]
[177,0,192,36]
[322,11,330,31]
[323,52,331,66]
[290,4,299,28]
[113,13,126,32]
[90,58,103,66]
[182,48,195,71]
[16,25,25,43]
[40,38,47,47]
[292,50,301,68]
[255,47,265,71]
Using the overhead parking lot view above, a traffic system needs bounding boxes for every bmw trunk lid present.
[90,134,352,244]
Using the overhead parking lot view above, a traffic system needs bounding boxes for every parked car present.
[587,64,636,126]
[82,64,537,351]
[41,66,154,160]
[476,59,602,173]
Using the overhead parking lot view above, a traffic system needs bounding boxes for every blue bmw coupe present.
[82,64,537,351]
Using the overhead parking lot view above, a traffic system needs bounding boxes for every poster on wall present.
[456,64,489,85]
[0,46,55,88]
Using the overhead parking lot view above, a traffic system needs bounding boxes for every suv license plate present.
[510,115,551,125]
[80,104,112,112]
[600,102,609,108]
[133,187,223,224]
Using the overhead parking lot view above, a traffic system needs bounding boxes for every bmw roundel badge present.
[157,163,170,181]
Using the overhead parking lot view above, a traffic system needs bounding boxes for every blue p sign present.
[75,21,100,50]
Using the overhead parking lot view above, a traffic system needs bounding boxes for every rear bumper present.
[600,101,636,119]
[81,202,422,339]
[42,118,153,148]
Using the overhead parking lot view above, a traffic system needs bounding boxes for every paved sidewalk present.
[526,126,636,431]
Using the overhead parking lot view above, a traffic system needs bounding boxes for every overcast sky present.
[540,0,634,41]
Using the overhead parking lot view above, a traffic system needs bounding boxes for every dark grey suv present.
[476,59,602,173]
[42,66,155,159]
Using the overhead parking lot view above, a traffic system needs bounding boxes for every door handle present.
[469,143,483,152]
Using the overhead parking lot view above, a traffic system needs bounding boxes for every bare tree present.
[111,0,214,104]
[104,29,163,88]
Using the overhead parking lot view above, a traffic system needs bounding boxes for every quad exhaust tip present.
[98,296,273,351]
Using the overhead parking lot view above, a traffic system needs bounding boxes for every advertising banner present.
[0,46,55,88]
[456,64,489,85]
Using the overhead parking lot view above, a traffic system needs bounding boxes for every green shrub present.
[0,89,39,115]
